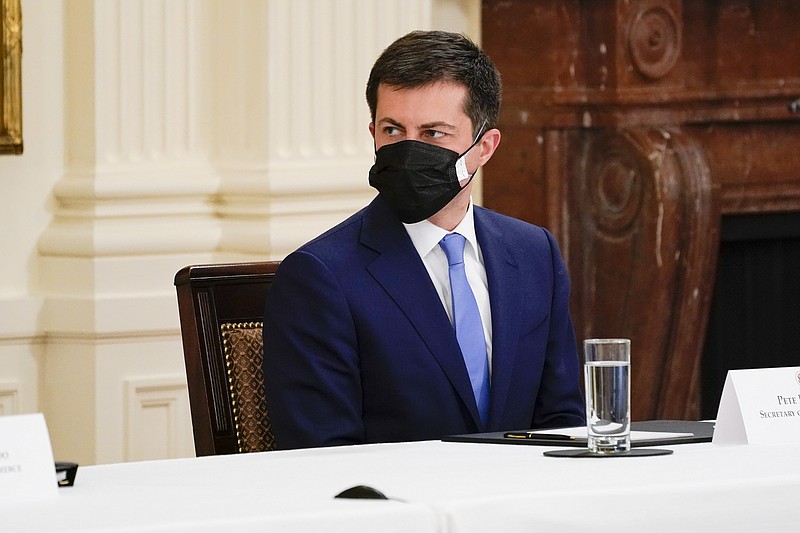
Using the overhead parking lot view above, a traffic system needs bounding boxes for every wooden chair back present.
[174,261,280,456]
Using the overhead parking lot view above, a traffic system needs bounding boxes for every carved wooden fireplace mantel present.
[481,0,800,420]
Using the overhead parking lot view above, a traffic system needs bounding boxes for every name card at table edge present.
[0,413,59,501]
[713,366,800,445]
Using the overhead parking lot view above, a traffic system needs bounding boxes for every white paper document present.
[0,413,58,501]
[713,366,800,445]
[537,427,692,441]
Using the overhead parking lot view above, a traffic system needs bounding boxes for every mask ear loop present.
[455,122,488,182]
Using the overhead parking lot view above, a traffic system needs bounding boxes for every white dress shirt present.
[403,200,493,372]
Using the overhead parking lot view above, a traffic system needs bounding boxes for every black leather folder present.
[442,420,714,447]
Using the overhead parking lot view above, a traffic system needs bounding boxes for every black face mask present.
[368,131,484,223]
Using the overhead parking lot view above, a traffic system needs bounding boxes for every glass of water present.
[584,338,631,454]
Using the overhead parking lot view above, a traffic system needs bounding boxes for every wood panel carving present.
[627,2,681,81]
[571,128,717,419]
[482,0,800,419]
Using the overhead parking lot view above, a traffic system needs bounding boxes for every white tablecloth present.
[4,439,800,532]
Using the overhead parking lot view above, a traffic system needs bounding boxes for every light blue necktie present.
[439,233,490,429]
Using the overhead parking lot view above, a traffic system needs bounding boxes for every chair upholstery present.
[174,261,280,456]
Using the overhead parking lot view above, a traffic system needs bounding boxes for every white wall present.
[0,0,480,465]
[0,0,64,428]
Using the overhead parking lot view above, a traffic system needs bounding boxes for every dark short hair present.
[366,30,502,136]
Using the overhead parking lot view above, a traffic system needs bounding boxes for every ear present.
[368,121,376,139]
[475,128,501,166]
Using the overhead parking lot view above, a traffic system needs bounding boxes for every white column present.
[212,0,435,259]
[38,0,211,465]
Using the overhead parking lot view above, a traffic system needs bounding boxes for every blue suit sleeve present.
[531,229,586,428]
[262,250,364,449]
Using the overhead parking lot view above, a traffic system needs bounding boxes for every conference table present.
[5,435,800,532]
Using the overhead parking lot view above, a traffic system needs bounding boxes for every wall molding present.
[0,381,21,416]
[124,376,193,462]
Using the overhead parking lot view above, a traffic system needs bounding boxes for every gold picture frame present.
[0,0,21,155]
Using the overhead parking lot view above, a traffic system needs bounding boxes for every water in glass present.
[585,360,631,453]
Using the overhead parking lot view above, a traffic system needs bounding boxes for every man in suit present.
[263,30,585,450]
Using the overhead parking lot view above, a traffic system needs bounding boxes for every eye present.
[383,126,402,137]
[422,129,446,140]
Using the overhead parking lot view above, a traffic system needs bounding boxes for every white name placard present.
[0,413,58,501]
[713,366,800,445]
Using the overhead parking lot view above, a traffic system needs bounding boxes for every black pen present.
[503,431,577,440]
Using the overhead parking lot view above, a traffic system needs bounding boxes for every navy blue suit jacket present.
[263,196,584,449]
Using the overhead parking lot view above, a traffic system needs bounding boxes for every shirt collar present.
[404,199,479,259]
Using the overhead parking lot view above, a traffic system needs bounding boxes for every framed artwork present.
[0,0,21,155]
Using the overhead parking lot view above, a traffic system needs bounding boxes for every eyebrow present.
[420,121,457,131]
[377,118,458,131]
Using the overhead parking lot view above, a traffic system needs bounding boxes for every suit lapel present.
[474,208,524,430]
[360,198,482,427]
